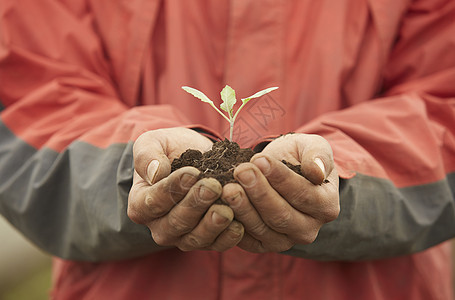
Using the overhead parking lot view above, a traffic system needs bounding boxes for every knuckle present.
[307,134,331,148]
[151,231,170,246]
[127,196,144,224]
[133,151,154,176]
[168,213,192,234]
[133,145,147,162]
[177,244,193,252]
[145,195,169,218]
[126,207,142,224]
[267,210,292,230]
[322,204,340,223]
[182,235,206,250]
[132,134,146,157]
[249,221,269,237]
[295,230,319,245]
[268,238,294,252]
[290,188,310,206]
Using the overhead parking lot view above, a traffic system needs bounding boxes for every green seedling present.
[182,85,279,141]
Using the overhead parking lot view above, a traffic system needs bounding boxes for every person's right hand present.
[127,127,244,252]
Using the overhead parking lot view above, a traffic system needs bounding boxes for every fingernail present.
[199,185,218,200]
[253,157,271,175]
[229,222,243,238]
[212,211,229,225]
[314,158,326,180]
[180,173,198,188]
[147,160,160,184]
[236,169,256,187]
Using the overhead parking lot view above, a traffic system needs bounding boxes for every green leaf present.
[241,87,279,104]
[182,86,214,104]
[220,85,237,116]
[220,102,228,112]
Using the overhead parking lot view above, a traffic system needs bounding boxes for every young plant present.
[181,85,278,141]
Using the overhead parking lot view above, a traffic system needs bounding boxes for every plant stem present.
[232,102,247,123]
[229,121,234,141]
[210,103,231,122]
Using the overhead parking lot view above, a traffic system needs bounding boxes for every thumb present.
[261,133,333,185]
[133,131,172,185]
[144,157,171,185]
[300,155,328,185]
[298,135,334,185]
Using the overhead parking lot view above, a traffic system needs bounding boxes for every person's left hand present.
[221,133,340,253]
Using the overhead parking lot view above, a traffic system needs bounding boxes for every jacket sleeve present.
[0,0,190,261]
[285,0,455,260]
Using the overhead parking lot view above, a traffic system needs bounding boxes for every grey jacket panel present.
[285,172,455,261]
[0,121,161,261]
[2,120,455,262]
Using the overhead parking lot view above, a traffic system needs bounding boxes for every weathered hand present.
[128,127,244,252]
[222,133,339,253]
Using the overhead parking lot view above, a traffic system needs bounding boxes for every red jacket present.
[1,0,455,299]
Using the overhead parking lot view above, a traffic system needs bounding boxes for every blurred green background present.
[0,216,51,300]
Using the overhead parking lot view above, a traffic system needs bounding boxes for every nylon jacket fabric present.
[1,0,455,299]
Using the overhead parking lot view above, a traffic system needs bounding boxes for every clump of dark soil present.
[171,139,255,185]
[171,139,303,185]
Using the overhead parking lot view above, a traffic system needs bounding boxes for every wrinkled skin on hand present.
[128,128,244,252]
[128,129,339,254]
[222,133,340,253]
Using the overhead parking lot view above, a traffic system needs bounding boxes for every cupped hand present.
[128,127,244,252]
[222,133,339,253]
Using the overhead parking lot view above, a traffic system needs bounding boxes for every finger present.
[178,205,233,251]
[233,163,320,244]
[179,206,243,252]
[251,155,340,223]
[127,166,200,225]
[210,220,244,252]
[150,177,222,246]
[237,232,266,253]
[133,130,172,184]
[236,232,292,253]
[222,183,293,251]
[297,135,334,185]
